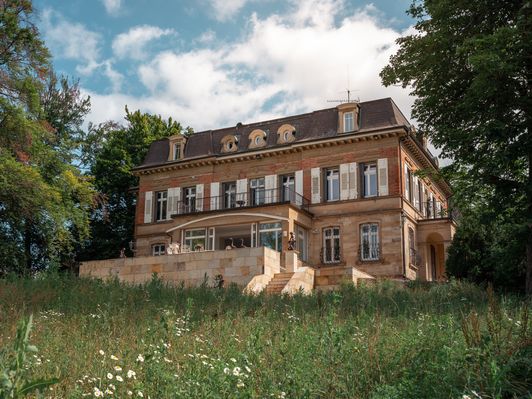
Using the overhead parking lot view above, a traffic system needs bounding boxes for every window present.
[418,183,423,212]
[183,186,196,213]
[405,167,412,202]
[408,227,416,266]
[360,223,379,261]
[250,178,265,206]
[343,112,354,132]
[222,182,236,209]
[296,225,308,262]
[155,191,167,221]
[325,168,340,201]
[277,124,296,144]
[173,142,181,160]
[258,222,282,252]
[363,163,378,197]
[152,243,166,256]
[184,229,206,251]
[323,227,340,263]
[281,175,295,202]
[221,135,239,153]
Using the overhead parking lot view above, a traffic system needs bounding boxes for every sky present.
[33,0,417,134]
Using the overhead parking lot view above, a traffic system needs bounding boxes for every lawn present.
[0,275,530,398]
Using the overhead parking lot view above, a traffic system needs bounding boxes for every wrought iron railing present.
[421,201,450,220]
[320,247,342,264]
[172,188,310,216]
[358,243,380,261]
[409,247,419,266]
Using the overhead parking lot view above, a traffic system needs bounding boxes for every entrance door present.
[430,245,437,281]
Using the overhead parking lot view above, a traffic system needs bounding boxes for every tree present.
[0,1,94,274]
[78,108,192,261]
[380,0,531,293]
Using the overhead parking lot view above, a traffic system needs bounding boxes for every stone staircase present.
[265,272,294,294]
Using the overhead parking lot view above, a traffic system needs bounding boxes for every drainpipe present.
[399,136,406,279]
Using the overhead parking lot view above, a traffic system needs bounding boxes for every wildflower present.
[136,354,144,363]
[237,380,245,388]
[116,375,123,382]
[109,384,116,390]
[230,358,237,363]
[107,373,113,380]
[105,388,113,395]
[224,367,230,374]
[127,391,133,396]
[232,367,241,376]
[93,387,103,397]
[127,370,137,379]
[245,366,251,373]
[110,355,119,361]
[99,350,105,356]
[164,357,172,363]
[138,392,144,397]
[114,365,122,372]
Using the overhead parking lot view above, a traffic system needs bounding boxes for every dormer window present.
[277,124,296,144]
[168,134,187,162]
[344,112,354,132]
[248,129,267,149]
[337,102,359,133]
[173,142,181,160]
[221,135,239,153]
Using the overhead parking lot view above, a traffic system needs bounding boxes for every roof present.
[137,97,410,168]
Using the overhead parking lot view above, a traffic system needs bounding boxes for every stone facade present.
[81,98,455,292]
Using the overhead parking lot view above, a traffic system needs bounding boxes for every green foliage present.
[0,276,530,398]
[380,0,532,292]
[79,108,192,260]
[0,314,59,398]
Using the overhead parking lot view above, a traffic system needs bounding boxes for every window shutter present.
[167,188,179,219]
[196,184,204,211]
[377,158,388,196]
[210,182,220,211]
[412,176,419,209]
[295,170,303,205]
[144,191,153,223]
[348,162,357,199]
[339,163,349,200]
[265,174,277,203]
[311,167,321,204]
[236,178,248,205]
[404,164,409,198]
[436,201,442,217]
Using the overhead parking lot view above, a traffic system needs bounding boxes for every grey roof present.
[137,97,410,168]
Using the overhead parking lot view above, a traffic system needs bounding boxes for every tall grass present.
[0,275,530,398]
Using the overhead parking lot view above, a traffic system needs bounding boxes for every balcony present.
[171,188,310,217]
[420,201,452,221]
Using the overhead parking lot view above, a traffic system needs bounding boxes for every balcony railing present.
[172,188,310,217]
[421,201,451,220]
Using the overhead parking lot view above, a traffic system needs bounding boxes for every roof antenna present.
[327,65,360,104]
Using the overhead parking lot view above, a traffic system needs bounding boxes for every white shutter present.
[265,174,277,203]
[236,178,248,205]
[429,192,434,218]
[295,170,303,205]
[377,158,388,196]
[339,163,349,200]
[175,187,182,214]
[348,162,358,199]
[167,188,179,219]
[196,184,204,211]
[144,191,153,223]
[436,201,442,217]
[210,182,220,211]
[404,164,409,198]
[311,167,321,204]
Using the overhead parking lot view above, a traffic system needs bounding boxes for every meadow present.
[0,275,530,398]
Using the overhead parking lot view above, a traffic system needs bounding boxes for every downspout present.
[399,136,406,279]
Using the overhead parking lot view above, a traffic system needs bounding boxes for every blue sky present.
[33,0,416,131]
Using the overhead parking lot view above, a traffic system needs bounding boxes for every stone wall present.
[314,266,375,291]
[79,247,281,287]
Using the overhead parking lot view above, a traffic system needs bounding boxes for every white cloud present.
[85,0,415,136]
[101,0,122,15]
[112,25,175,60]
[208,0,249,21]
[41,9,101,75]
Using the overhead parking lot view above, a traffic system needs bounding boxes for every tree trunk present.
[24,218,32,274]
[527,152,532,296]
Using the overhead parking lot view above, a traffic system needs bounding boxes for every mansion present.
[80,98,455,293]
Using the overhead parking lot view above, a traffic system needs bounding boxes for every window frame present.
[155,190,168,221]
[325,168,340,202]
[250,177,265,206]
[343,112,354,132]
[362,162,378,198]
[280,174,295,202]
[152,243,166,256]
[183,186,197,213]
[405,167,412,203]
[172,142,181,161]
[360,223,380,261]
[222,181,237,209]
[322,226,341,264]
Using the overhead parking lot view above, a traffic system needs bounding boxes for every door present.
[430,245,437,281]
